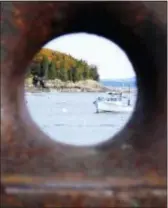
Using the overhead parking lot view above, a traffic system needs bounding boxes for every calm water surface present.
[25,92,136,146]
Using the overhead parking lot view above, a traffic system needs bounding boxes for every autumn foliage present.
[26,48,100,82]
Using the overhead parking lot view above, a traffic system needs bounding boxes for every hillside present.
[26,48,99,82]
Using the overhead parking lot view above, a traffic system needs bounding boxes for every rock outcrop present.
[25,78,109,92]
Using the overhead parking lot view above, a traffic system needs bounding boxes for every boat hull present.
[94,101,133,113]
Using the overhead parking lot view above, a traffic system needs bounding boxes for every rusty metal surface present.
[1,189,166,208]
[0,1,167,207]
[1,175,167,207]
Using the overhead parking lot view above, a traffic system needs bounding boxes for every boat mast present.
[128,84,131,106]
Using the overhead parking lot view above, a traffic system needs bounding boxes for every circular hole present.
[24,32,137,146]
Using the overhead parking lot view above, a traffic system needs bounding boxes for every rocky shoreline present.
[25,78,136,93]
[25,78,109,93]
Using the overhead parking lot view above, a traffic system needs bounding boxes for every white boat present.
[93,91,133,113]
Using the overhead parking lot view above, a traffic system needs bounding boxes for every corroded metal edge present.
[1,175,167,186]
[1,188,167,208]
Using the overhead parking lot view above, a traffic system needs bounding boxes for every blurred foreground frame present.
[0,1,167,207]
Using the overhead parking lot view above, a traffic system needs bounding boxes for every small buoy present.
[62,108,67,113]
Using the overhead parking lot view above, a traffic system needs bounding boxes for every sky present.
[44,33,135,80]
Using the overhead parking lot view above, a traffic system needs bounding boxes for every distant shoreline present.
[25,78,137,94]
[25,86,136,94]
[25,79,108,93]
[24,86,108,93]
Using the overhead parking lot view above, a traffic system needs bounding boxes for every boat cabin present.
[97,92,122,102]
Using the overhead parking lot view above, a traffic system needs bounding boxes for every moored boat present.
[93,91,133,113]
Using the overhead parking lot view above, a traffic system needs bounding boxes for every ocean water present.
[25,92,136,146]
[101,78,136,88]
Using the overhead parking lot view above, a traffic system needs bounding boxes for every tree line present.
[26,48,100,82]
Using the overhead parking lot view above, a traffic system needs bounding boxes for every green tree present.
[83,67,90,80]
[41,55,49,79]
[48,61,56,80]
[76,67,83,80]
[60,68,68,81]
[64,69,68,81]
[68,69,73,81]
[90,65,99,81]
[71,68,78,82]
[55,69,61,80]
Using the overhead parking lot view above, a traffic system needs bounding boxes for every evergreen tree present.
[48,61,56,80]
[71,68,77,82]
[56,68,61,80]
[64,69,68,82]
[76,67,83,80]
[83,67,90,80]
[68,69,73,81]
[90,66,100,81]
[41,55,49,79]
[60,68,68,81]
